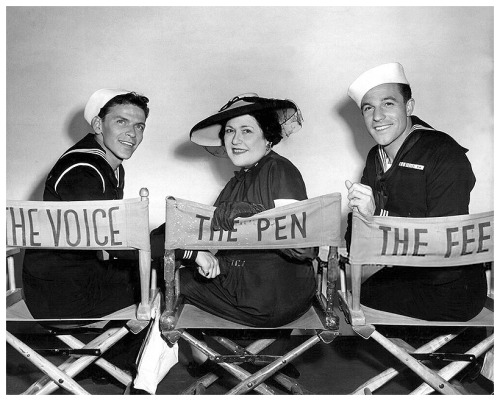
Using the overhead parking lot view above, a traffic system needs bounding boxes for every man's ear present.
[406,98,415,116]
[91,116,103,134]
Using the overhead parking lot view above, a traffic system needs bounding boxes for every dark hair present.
[398,83,412,104]
[98,92,150,120]
[218,108,283,146]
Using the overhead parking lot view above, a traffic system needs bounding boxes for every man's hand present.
[345,180,376,218]
[195,251,220,279]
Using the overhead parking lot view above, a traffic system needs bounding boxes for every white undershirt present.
[378,147,393,173]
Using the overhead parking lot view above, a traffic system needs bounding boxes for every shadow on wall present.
[27,109,90,201]
[332,98,375,245]
[336,98,374,181]
[172,139,236,190]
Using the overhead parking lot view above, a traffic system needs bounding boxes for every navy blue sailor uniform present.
[22,134,142,319]
[354,116,487,321]
[179,151,317,327]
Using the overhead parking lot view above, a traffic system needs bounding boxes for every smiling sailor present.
[343,62,486,321]
[22,89,150,378]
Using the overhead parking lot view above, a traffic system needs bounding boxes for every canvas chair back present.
[6,191,153,320]
[164,193,342,250]
[347,210,494,318]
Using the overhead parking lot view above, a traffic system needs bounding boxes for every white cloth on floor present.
[480,348,494,382]
[133,297,178,394]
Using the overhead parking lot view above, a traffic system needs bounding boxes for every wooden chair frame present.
[338,210,494,395]
[6,188,158,395]
[159,194,342,395]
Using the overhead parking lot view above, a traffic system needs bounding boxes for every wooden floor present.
[6,313,493,395]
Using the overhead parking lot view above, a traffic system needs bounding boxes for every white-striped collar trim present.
[409,124,435,134]
[54,163,106,194]
[61,148,107,161]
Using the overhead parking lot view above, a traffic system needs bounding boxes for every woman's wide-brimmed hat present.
[190,93,303,157]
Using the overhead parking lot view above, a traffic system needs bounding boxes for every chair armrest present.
[314,246,340,330]
[163,250,177,314]
[160,249,180,332]
[136,249,152,320]
[325,246,340,330]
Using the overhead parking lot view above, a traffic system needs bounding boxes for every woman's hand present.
[211,201,265,231]
[195,251,220,279]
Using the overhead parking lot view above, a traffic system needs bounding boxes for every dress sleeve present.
[268,159,308,202]
[54,165,107,201]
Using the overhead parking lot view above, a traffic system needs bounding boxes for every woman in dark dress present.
[181,93,317,328]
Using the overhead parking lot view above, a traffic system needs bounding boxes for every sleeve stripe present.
[54,163,106,194]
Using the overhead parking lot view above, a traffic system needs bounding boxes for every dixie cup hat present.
[190,93,303,157]
[84,88,131,125]
[348,62,410,108]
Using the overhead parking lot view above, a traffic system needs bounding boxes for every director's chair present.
[6,188,159,395]
[338,210,494,395]
[160,194,342,395]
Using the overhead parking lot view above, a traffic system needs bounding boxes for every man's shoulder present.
[53,135,106,168]
[415,129,466,152]
[46,142,110,185]
[51,149,108,172]
[366,145,379,160]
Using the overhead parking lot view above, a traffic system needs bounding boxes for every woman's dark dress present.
[180,151,316,327]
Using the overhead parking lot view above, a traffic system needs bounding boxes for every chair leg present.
[211,335,276,356]
[182,372,219,395]
[56,334,133,385]
[211,335,308,394]
[6,331,90,395]
[226,334,322,395]
[351,332,462,395]
[369,329,463,395]
[23,326,129,395]
[181,331,276,395]
[410,333,494,395]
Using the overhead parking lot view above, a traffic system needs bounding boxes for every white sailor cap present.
[84,88,131,125]
[348,62,409,108]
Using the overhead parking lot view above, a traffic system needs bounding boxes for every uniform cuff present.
[175,249,198,262]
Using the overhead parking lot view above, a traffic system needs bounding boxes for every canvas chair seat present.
[360,304,493,327]
[338,211,494,395]
[159,194,342,395]
[6,189,158,395]
[7,298,139,323]
[339,294,494,327]
[175,303,326,330]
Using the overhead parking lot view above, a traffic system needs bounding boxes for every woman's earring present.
[266,142,272,150]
